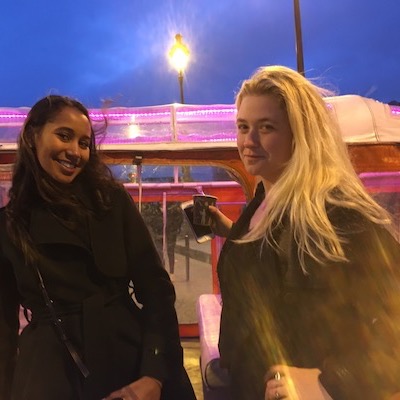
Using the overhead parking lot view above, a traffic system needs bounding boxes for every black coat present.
[0,187,195,400]
[217,185,400,400]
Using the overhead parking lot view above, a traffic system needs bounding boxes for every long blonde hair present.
[237,66,392,271]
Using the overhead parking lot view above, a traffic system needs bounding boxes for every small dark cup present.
[192,195,217,226]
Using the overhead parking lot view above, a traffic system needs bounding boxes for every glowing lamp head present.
[169,33,190,73]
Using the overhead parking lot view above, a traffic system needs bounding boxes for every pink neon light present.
[0,104,239,145]
[390,106,400,116]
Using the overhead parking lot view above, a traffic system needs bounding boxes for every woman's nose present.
[66,142,81,158]
[244,127,259,146]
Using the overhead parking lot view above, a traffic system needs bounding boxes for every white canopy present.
[325,95,400,143]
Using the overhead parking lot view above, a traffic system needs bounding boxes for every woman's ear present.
[29,130,38,149]
[27,137,35,149]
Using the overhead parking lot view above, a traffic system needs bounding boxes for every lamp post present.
[293,0,305,76]
[168,34,191,182]
[169,33,190,103]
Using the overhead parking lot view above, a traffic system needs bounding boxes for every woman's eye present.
[79,141,90,149]
[259,124,273,132]
[237,124,248,132]
[57,132,70,141]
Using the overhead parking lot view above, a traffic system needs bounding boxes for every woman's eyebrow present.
[236,117,275,123]
[55,126,74,133]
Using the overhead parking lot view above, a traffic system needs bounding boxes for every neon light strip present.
[1,104,399,120]
[0,107,236,122]
[390,106,400,116]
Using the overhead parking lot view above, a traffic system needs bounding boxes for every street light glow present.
[169,33,190,73]
[168,33,190,104]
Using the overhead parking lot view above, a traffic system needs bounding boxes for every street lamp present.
[293,0,305,76]
[169,33,190,103]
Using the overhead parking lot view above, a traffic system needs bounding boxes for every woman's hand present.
[208,205,233,238]
[265,365,332,400]
[103,376,162,400]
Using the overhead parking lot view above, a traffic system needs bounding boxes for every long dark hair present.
[6,95,121,264]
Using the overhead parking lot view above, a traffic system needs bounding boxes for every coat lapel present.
[88,208,127,277]
[29,207,87,249]
[29,193,128,277]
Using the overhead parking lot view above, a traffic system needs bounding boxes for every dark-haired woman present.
[0,95,196,400]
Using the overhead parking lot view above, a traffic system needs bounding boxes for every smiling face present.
[236,95,293,184]
[34,106,92,184]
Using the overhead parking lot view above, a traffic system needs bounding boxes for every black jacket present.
[0,187,195,400]
[217,184,400,400]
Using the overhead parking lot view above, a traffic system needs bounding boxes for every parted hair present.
[6,95,121,264]
[236,65,393,271]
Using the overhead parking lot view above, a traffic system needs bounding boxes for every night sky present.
[1,0,399,108]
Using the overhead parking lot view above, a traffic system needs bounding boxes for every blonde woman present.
[210,66,400,400]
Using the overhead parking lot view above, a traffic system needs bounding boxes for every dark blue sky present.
[1,0,399,108]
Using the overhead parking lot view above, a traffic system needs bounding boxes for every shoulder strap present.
[33,263,90,378]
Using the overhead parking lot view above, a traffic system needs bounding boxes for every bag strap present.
[34,263,90,378]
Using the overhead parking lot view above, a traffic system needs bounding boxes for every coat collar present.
[29,195,127,277]
[29,206,87,249]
